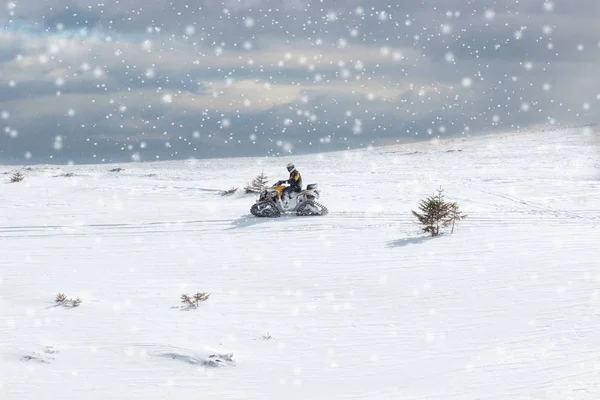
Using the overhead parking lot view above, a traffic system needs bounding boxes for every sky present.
[1,0,599,164]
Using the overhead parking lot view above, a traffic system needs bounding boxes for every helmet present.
[286,162,295,172]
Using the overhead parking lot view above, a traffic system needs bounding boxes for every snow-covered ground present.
[1,128,599,399]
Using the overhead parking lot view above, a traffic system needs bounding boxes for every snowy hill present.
[1,128,599,399]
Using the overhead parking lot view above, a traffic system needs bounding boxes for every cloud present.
[1,0,600,164]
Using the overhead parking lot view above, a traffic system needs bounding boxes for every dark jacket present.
[286,169,302,192]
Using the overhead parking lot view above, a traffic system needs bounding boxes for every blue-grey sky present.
[1,0,599,164]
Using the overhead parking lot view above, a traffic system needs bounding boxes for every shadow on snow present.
[227,213,297,229]
[386,236,436,248]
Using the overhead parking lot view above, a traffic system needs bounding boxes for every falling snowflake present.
[53,136,63,151]
[353,119,362,135]
[185,25,195,35]
[93,67,104,78]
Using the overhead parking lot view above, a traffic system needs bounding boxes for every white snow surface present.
[1,128,599,399]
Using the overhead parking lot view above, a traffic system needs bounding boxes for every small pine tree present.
[412,187,456,237]
[244,170,269,193]
[446,202,467,234]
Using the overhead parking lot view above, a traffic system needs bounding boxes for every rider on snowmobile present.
[277,162,302,202]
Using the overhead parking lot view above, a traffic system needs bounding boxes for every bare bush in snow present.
[220,187,238,196]
[180,292,210,307]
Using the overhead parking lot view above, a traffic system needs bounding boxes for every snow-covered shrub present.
[10,171,24,182]
[412,188,466,236]
[55,293,82,307]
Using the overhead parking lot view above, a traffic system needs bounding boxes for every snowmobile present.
[250,182,328,217]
